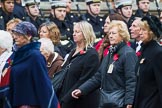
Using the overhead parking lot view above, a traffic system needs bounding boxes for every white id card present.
[107,64,114,74]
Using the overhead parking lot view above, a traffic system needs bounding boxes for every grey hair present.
[38,38,54,54]
[0,30,13,52]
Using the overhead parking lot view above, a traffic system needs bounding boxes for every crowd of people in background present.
[0,0,162,108]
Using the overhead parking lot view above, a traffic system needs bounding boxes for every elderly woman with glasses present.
[72,20,137,108]
[59,21,100,108]
[9,21,60,108]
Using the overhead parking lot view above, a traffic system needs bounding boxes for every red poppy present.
[80,50,86,55]
[8,58,13,66]
[136,51,141,57]
[127,42,131,47]
[113,54,119,61]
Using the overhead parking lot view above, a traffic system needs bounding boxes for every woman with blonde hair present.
[72,20,137,108]
[133,15,162,108]
[59,21,100,108]
[6,18,22,34]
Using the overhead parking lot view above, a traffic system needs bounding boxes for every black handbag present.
[51,67,68,95]
[99,89,125,108]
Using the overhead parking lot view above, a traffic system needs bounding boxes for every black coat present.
[134,9,151,18]
[80,12,105,39]
[59,47,100,108]
[0,8,15,30]
[79,42,137,108]
[133,40,162,108]
[13,3,26,21]
[49,14,73,40]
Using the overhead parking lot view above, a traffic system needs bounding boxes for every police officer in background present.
[61,0,79,27]
[80,0,105,42]
[0,0,15,30]
[22,0,45,29]
[49,0,74,57]
[134,0,151,18]
[114,0,135,29]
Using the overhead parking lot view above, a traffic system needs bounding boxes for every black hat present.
[142,15,162,38]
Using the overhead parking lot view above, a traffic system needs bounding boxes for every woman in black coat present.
[72,20,137,108]
[133,16,162,108]
[59,21,100,108]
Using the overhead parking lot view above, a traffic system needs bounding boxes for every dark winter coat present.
[80,12,105,39]
[59,47,100,108]
[9,42,60,108]
[133,40,162,108]
[79,42,137,108]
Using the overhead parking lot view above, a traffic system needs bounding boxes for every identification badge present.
[107,64,114,74]
[140,58,145,64]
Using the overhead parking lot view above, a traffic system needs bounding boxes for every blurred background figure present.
[80,0,105,42]
[38,38,64,79]
[22,0,45,29]
[0,30,14,108]
[134,0,151,18]
[72,20,137,108]
[61,0,79,27]
[59,21,100,108]
[0,0,15,30]
[133,15,162,108]
[13,0,26,20]
[49,0,74,55]
[10,21,60,108]
[6,18,22,34]
[114,0,135,29]
[95,13,124,62]
[38,22,68,58]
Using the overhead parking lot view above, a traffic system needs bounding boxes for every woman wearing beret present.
[59,21,100,108]
[10,21,60,108]
[72,20,137,108]
[133,16,162,108]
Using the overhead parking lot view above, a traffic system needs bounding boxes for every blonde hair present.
[6,18,22,31]
[38,22,61,45]
[139,21,156,42]
[75,21,96,49]
[108,20,130,42]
